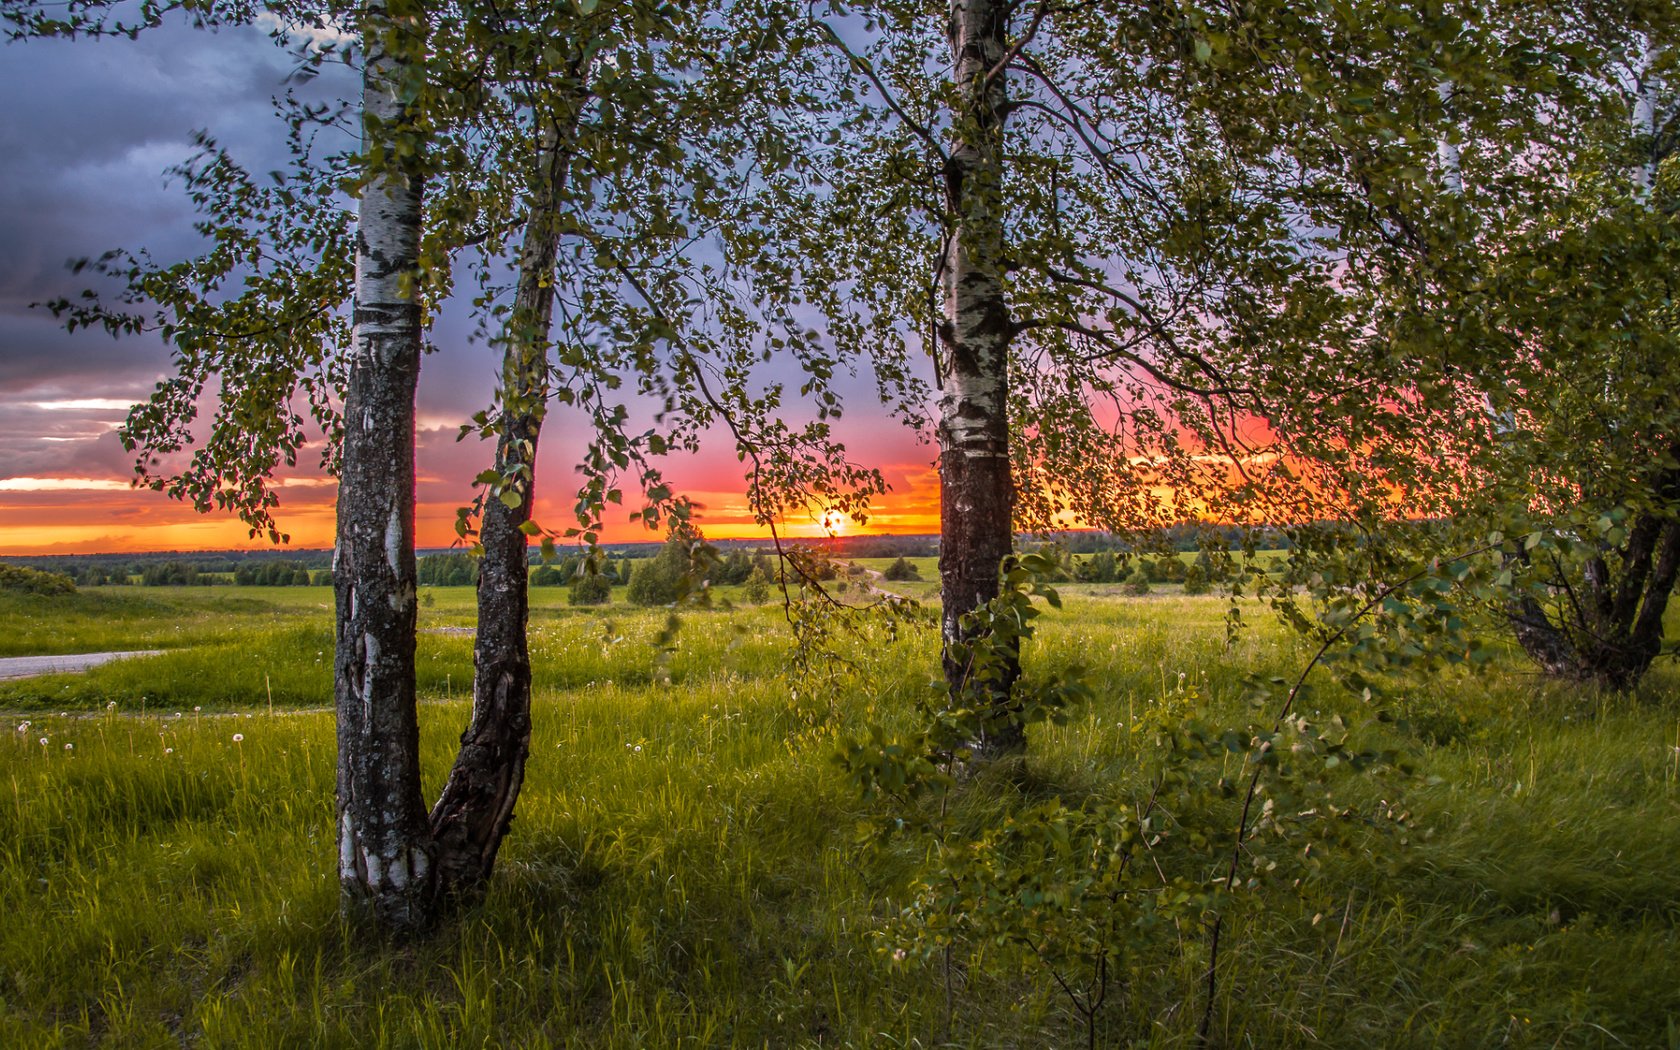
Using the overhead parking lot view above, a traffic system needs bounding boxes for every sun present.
[820,512,846,536]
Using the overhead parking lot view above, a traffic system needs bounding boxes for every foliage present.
[881,556,921,583]
[713,550,755,586]
[625,527,714,607]
[232,561,312,586]
[140,561,200,587]
[839,552,1424,1045]
[416,553,477,588]
[0,565,76,597]
[567,572,612,607]
[1122,567,1150,597]
[1183,562,1212,596]
[743,566,771,604]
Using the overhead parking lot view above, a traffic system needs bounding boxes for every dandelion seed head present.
[63,743,72,751]
[233,733,244,743]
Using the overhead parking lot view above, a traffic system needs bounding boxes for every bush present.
[627,528,705,606]
[1182,563,1211,595]
[715,550,754,585]
[882,556,922,582]
[1079,551,1119,583]
[530,564,566,586]
[0,564,76,596]
[568,573,612,606]
[1123,566,1151,596]
[1144,556,1185,583]
[743,566,771,604]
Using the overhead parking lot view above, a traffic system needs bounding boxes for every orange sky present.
[0,421,944,556]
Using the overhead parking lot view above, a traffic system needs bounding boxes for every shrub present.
[743,566,771,604]
[530,564,566,586]
[882,556,922,582]
[1123,566,1151,596]
[0,564,76,596]
[1183,562,1211,595]
[568,573,612,606]
[627,528,706,606]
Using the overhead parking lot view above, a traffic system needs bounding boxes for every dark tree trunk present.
[334,0,435,928]
[428,121,571,895]
[937,0,1020,758]
[1507,494,1680,691]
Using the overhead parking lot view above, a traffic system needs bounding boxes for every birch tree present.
[757,1,1396,759]
[332,0,432,924]
[14,0,897,920]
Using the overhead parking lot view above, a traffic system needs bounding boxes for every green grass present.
[1,587,1678,1046]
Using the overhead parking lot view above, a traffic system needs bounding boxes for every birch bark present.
[334,0,434,927]
[428,116,574,894]
[937,0,1021,757]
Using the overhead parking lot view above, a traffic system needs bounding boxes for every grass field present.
[2,582,1678,1047]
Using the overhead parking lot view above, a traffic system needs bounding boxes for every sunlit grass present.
[1,587,1677,1046]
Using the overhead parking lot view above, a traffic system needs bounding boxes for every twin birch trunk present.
[335,13,581,924]
[938,0,1021,757]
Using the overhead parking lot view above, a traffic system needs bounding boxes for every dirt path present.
[0,650,165,681]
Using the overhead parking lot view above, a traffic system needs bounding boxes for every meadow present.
[2,581,1678,1047]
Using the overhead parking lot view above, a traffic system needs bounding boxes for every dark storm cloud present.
[0,16,370,459]
[0,22,500,489]
[0,23,328,307]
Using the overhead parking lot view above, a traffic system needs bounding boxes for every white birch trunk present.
[1633,35,1659,203]
[937,0,1021,757]
[1436,79,1463,196]
[334,0,434,928]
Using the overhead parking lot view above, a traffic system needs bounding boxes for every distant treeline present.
[0,525,1284,589]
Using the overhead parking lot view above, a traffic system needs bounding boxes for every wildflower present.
[233,733,244,743]
[106,701,117,711]
[38,738,47,746]
[194,706,202,713]
[634,744,642,753]
[63,743,72,751]
[165,748,173,755]
[16,721,29,733]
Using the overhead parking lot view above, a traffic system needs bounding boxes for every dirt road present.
[0,651,164,681]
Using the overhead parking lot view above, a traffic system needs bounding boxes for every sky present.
[0,20,942,556]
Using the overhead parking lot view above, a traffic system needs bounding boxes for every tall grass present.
[0,588,1677,1046]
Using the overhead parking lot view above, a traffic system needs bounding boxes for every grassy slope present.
[0,587,1676,1047]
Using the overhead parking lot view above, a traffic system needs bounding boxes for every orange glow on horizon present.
[0,476,945,556]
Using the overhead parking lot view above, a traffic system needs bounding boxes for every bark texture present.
[937,0,1020,758]
[335,0,434,928]
[1508,500,1680,690]
[429,124,571,895]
